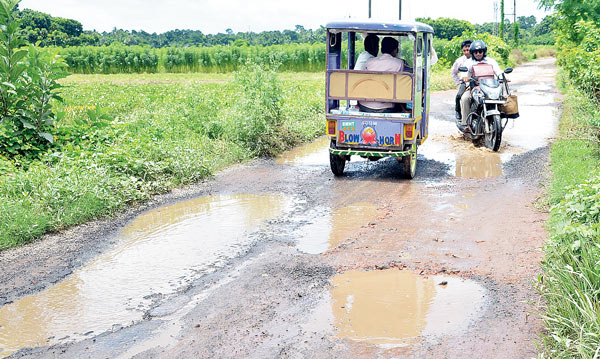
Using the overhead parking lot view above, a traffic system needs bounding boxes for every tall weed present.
[227,63,289,156]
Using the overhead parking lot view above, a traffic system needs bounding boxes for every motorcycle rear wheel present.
[484,115,503,151]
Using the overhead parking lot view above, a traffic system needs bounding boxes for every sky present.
[19,0,553,34]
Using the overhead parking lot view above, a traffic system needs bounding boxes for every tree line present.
[17,7,555,48]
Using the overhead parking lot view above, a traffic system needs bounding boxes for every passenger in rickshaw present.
[354,34,379,70]
[358,37,406,113]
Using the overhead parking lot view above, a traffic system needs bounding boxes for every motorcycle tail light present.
[404,124,415,140]
[327,120,336,136]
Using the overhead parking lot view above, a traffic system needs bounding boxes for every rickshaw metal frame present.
[325,20,434,156]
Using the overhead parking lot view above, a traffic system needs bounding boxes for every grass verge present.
[538,72,600,358]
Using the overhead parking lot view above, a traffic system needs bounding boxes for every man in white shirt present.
[459,40,503,127]
[354,34,379,70]
[451,39,472,119]
[358,37,404,113]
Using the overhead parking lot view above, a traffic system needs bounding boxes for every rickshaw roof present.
[326,20,434,34]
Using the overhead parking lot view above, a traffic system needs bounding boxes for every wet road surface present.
[0,58,559,358]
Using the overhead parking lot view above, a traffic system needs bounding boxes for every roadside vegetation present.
[0,68,324,249]
[536,0,600,356]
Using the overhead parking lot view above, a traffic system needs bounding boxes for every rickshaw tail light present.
[327,120,336,136]
[404,124,415,140]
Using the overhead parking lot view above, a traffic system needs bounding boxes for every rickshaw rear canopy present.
[326,20,434,34]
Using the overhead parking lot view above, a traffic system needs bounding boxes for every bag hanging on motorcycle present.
[500,95,519,118]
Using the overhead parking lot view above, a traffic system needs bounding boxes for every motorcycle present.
[457,64,519,151]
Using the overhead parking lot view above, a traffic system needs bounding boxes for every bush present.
[557,21,600,97]
[0,0,68,160]
[509,49,528,65]
[227,62,289,156]
[454,31,511,66]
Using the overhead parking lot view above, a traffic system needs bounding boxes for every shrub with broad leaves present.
[0,0,67,160]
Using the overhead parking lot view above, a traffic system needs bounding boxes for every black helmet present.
[469,40,487,60]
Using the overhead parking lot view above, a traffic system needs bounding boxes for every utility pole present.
[493,1,498,36]
[503,0,518,44]
[500,0,505,40]
[513,0,518,45]
[399,0,402,20]
[369,0,371,18]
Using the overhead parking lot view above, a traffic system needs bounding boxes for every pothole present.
[305,269,486,348]
[293,202,379,254]
[275,136,330,166]
[0,193,290,357]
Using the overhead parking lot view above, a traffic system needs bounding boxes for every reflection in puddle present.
[0,194,289,356]
[325,270,486,347]
[275,137,330,166]
[295,202,378,254]
[455,152,502,178]
[502,106,557,151]
[422,77,557,178]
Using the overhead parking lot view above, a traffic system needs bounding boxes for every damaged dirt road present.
[0,58,558,358]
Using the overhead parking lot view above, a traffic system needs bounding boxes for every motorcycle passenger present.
[451,39,472,120]
[459,40,503,129]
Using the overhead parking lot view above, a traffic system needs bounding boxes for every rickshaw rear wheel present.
[402,143,418,179]
[329,140,346,176]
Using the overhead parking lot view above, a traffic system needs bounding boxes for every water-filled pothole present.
[0,193,289,356]
[294,202,378,254]
[455,152,502,179]
[275,136,330,166]
[305,269,486,348]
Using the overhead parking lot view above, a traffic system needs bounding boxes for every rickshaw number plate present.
[337,119,403,147]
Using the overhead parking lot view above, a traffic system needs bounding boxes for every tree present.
[476,22,496,35]
[538,0,600,25]
[51,16,82,37]
[533,15,556,36]
[415,17,475,40]
[517,15,537,30]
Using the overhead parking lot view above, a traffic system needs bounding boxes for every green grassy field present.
[0,69,325,249]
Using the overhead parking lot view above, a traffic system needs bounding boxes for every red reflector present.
[328,121,336,135]
[405,125,414,139]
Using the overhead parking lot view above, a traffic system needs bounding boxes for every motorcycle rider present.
[451,39,472,120]
[459,40,503,130]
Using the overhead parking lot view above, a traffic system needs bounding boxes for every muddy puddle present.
[0,194,290,356]
[422,79,557,178]
[305,269,486,348]
[276,136,369,167]
[276,136,331,166]
[293,202,379,254]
